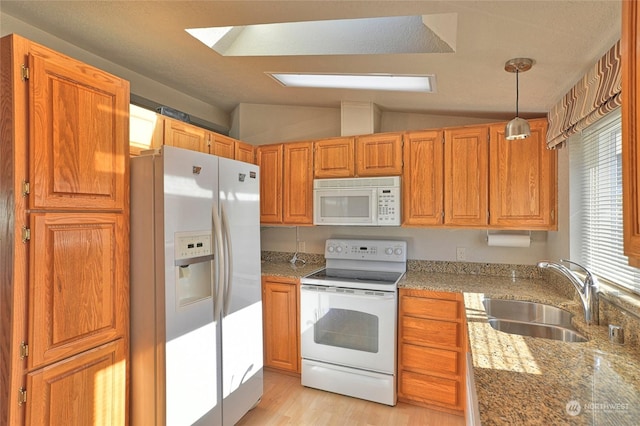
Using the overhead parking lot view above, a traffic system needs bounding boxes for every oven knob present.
[394,248,403,255]
[327,246,335,253]
[385,247,393,255]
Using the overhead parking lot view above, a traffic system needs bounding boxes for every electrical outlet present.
[456,247,466,261]
[298,241,306,253]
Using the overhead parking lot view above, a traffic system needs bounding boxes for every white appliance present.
[313,176,401,226]
[130,146,263,426]
[300,238,407,406]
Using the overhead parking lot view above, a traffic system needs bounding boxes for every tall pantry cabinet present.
[1,34,130,425]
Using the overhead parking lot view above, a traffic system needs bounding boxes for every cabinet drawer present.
[401,295,460,321]
[401,316,460,348]
[401,343,459,376]
[399,370,460,407]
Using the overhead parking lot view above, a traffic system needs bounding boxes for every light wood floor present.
[236,369,465,426]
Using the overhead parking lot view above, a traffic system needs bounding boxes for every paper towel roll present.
[486,234,531,248]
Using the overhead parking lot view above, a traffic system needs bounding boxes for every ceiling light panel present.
[267,73,436,93]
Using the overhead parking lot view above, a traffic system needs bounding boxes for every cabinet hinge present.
[21,227,31,243]
[20,342,29,359]
[18,388,26,406]
[22,181,30,197]
[21,65,29,81]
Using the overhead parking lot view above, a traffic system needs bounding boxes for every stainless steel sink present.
[482,298,588,343]
[488,319,588,342]
[482,298,574,327]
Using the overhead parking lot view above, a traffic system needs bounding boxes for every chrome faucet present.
[537,259,599,326]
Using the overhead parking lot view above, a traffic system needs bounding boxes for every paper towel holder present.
[486,230,531,247]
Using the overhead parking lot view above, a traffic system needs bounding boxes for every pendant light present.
[504,58,533,140]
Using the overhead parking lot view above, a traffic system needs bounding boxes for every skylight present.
[186,14,456,56]
[267,73,436,93]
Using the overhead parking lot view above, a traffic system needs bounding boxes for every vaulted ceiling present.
[0,1,621,122]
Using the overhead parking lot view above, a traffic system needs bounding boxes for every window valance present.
[546,41,621,149]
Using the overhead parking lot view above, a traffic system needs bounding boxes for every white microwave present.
[313,176,401,226]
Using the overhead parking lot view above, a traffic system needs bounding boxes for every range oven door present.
[300,284,396,374]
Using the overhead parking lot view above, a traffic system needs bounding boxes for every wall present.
[234,103,501,145]
[233,103,341,144]
[261,226,552,265]
[0,12,230,133]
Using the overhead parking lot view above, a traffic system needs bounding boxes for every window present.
[570,108,640,295]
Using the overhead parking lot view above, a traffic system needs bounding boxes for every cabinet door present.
[235,140,256,164]
[314,137,355,178]
[402,130,444,225]
[444,126,489,226]
[29,50,128,211]
[622,0,640,264]
[29,213,128,369]
[262,277,299,373]
[356,132,403,176]
[489,119,557,229]
[164,117,208,153]
[257,144,283,223]
[283,141,314,224]
[130,105,164,156]
[211,133,236,159]
[26,339,126,426]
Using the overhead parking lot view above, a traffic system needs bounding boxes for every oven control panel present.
[325,239,407,262]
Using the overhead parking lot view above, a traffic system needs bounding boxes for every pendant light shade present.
[505,117,531,140]
[504,58,533,140]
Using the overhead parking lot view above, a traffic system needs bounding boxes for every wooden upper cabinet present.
[235,140,256,164]
[164,117,208,153]
[489,119,557,229]
[622,0,640,264]
[356,132,403,176]
[314,137,355,178]
[283,141,314,224]
[403,130,444,226]
[257,144,284,223]
[28,213,128,369]
[29,48,129,211]
[211,132,236,159]
[130,105,164,156]
[444,126,489,226]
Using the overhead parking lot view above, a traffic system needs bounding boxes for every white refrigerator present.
[130,145,263,425]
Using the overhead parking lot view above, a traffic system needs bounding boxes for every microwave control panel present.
[377,187,400,225]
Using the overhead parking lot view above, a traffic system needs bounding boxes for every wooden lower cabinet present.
[398,289,466,415]
[26,339,126,426]
[262,276,300,374]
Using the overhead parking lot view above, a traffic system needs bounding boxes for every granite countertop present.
[260,260,324,279]
[260,261,640,424]
[401,272,640,426]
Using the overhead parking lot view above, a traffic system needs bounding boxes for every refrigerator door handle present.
[212,203,225,319]
[221,203,233,316]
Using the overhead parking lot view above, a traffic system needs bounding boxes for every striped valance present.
[546,41,621,149]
